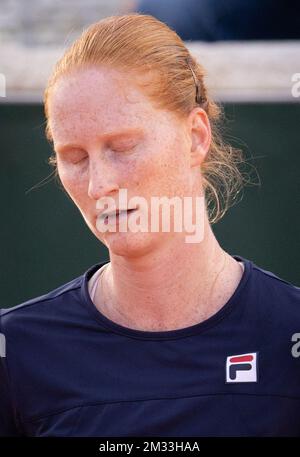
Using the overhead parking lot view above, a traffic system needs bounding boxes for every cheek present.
[138,140,188,196]
[57,164,88,202]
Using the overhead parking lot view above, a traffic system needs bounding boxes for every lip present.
[99,208,137,220]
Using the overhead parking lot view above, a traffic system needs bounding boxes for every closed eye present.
[73,155,88,164]
[110,142,138,153]
[58,151,88,164]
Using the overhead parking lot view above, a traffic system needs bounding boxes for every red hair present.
[44,13,248,223]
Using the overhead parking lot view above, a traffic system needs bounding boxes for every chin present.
[103,230,162,259]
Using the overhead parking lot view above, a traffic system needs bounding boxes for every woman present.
[1,14,299,437]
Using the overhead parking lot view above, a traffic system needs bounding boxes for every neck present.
[95,216,244,332]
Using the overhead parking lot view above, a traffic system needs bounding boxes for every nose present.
[87,158,119,200]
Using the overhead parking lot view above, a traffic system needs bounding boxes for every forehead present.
[49,66,158,140]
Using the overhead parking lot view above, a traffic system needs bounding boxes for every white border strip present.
[0,41,299,103]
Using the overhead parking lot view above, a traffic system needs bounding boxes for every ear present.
[188,108,211,168]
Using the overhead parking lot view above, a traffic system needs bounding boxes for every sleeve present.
[0,312,23,436]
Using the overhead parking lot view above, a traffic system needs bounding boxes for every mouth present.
[100,208,137,221]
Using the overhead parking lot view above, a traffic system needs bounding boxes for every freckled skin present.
[49,65,203,257]
[48,65,243,331]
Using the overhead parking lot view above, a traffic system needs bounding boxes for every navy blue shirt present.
[1,255,300,436]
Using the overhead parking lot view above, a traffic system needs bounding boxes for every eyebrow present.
[54,128,144,153]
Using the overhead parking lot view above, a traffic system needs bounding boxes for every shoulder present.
[235,255,300,328]
[0,274,81,331]
[251,260,299,308]
[237,254,299,297]
[0,262,103,336]
[245,258,300,341]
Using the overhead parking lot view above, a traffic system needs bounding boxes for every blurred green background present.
[0,102,299,308]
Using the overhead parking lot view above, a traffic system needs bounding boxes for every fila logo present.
[226,352,258,383]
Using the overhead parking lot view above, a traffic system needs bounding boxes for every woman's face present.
[48,66,208,257]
